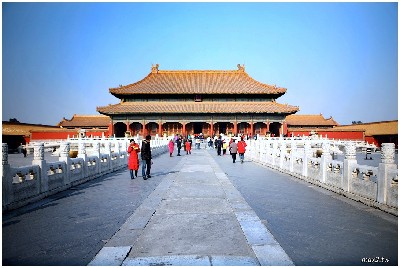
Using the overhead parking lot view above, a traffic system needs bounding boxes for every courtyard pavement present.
[88,149,293,266]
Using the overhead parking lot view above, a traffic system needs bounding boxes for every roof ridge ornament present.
[151,64,159,73]
[237,64,245,72]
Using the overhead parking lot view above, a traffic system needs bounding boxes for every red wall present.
[30,131,110,140]
[288,130,364,140]
[365,137,378,147]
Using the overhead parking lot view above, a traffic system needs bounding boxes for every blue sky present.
[2,2,398,126]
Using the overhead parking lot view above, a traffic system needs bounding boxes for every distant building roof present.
[286,114,338,127]
[333,120,398,136]
[109,64,287,96]
[58,114,111,128]
[2,122,59,136]
[287,127,363,133]
[97,101,299,115]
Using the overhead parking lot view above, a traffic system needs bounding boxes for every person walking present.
[185,139,191,154]
[237,136,247,163]
[168,139,174,157]
[141,135,152,180]
[207,137,213,149]
[222,140,228,155]
[228,138,238,163]
[176,137,182,156]
[216,136,222,156]
[127,139,140,179]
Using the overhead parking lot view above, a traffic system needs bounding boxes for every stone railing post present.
[32,142,48,193]
[106,140,112,154]
[114,140,120,154]
[257,140,262,161]
[342,141,357,192]
[124,137,129,152]
[114,140,122,167]
[302,141,312,177]
[320,141,332,183]
[279,141,286,170]
[272,140,278,166]
[2,143,13,207]
[3,143,9,166]
[106,140,112,171]
[93,141,100,174]
[377,143,397,204]
[94,141,101,158]
[260,140,266,162]
[265,140,271,164]
[59,142,71,183]
[289,140,296,172]
[78,139,88,178]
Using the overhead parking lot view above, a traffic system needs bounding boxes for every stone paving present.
[89,149,294,266]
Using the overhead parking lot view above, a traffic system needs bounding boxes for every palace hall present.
[96,64,300,138]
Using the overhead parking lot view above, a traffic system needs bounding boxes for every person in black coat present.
[216,136,222,156]
[176,137,182,156]
[141,135,152,180]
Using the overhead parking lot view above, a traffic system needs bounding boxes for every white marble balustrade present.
[247,138,398,215]
[2,137,169,211]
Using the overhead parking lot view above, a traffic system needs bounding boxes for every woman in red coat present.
[127,139,140,179]
[185,139,191,154]
[237,136,247,164]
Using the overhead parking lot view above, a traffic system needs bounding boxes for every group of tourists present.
[215,135,247,163]
[127,133,248,180]
[127,135,152,180]
[168,135,193,156]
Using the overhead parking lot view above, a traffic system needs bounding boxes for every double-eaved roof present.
[98,65,299,116]
[97,101,299,115]
[109,65,286,96]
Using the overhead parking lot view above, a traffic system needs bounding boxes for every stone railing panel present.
[46,161,67,191]
[9,165,41,204]
[325,160,343,188]
[307,157,321,181]
[293,157,303,175]
[86,156,99,178]
[387,169,398,208]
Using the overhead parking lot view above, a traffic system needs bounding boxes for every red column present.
[210,122,214,137]
[250,122,254,137]
[234,121,237,136]
[142,121,146,137]
[126,121,130,135]
[266,120,270,134]
[182,122,186,137]
[108,122,114,137]
[283,121,288,136]
[158,121,163,136]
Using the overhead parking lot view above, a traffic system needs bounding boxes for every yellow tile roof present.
[110,67,287,96]
[333,120,398,136]
[2,122,60,136]
[287,127,362,132]
[58,114,111,127]
[97,101,299,115]
[285,114,338,126]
